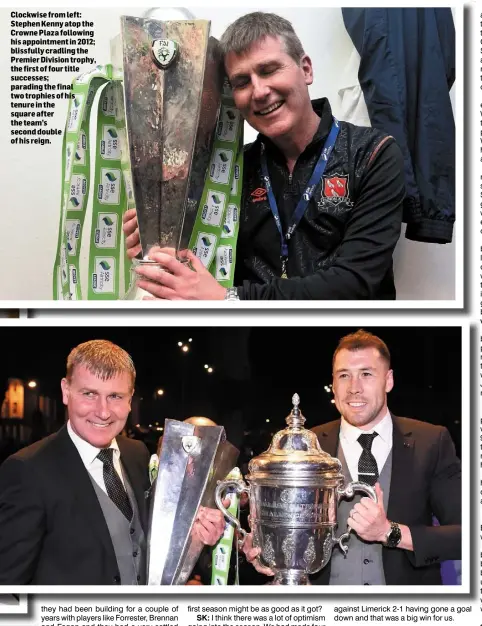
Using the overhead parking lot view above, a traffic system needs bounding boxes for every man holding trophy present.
[0,340,226,585]
[241,330,461,585]
[124,12,405,301]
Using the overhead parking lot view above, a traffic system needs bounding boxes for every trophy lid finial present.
[248,392,343,477]
[287,393,305,428]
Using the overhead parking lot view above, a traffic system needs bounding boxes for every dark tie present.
[97,448,133,521]
[357,432,379,486]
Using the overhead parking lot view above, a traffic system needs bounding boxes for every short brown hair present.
[220,12,305,63]
[333,330,391,369]
[66,340,136,390]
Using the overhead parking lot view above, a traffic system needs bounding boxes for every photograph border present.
[0,3,463,308]
[0,319,470,595]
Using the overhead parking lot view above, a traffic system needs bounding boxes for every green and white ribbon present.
[149,454,159,485]
[53,64,131,300]
[54,71,242,298]
[53,64,109,300]
[211,466,242,585]
[188,82,243,288]
[86,80,128,300]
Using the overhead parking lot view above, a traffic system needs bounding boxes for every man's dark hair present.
[220,12,305,63]
[333,330,391,369]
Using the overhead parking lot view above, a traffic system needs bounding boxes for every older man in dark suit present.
[0,340,224,585]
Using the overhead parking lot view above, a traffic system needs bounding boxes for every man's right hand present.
[122,208,142,259]
[242,533,275,577]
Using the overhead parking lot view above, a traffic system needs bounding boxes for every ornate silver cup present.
[215,394,377,585]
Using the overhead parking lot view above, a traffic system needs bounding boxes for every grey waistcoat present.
[89,467,146,585]
[329,443,392,585]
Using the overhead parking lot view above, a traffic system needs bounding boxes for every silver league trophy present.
[215,394,377,585]
[115,16,223,297]
[147,418,239,585]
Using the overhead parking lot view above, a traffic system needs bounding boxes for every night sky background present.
[0,326,462,464]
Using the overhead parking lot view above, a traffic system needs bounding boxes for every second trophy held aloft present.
[215,394,377,585]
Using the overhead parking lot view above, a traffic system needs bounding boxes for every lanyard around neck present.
[260,117,340,278]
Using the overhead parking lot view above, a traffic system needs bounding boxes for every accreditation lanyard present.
[260,118,340,278]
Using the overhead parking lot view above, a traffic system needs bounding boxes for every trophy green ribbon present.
[211,466,242,585]
[86,80,129,300]
[149,454,159,485]
[188,84,243,288]
[54,71,243,299]
[53,64,109,300]
[53,64,131,300]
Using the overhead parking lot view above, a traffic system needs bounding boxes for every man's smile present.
[88,420,113,429]
[255,101,284,116]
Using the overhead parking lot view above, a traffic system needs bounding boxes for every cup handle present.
[215,479,250,547]
[332,481,378,556]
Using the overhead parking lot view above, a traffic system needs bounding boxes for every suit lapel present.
[386,415,415,521]
[53,426,117,556]
[314,420,341,457]
[117,438,147,530]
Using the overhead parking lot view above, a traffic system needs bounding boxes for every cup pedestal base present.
[271,571,311,585]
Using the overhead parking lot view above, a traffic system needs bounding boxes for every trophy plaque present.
[215,394,377,585]
[147,418,239,585]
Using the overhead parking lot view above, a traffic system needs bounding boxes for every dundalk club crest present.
[323,175,348,201]
[318,174,353,209]
[152,39,179,69]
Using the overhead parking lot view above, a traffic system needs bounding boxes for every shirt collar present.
[340,411,393,445]
[67,420,120,468]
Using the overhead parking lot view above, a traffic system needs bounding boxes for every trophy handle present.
[333,481,378,556]
[215,479,250,546]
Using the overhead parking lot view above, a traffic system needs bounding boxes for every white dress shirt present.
[67,421,126,494]
[339,411,393,481]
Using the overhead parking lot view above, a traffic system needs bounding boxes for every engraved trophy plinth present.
[112,16,223,299]
[215,394,377,585]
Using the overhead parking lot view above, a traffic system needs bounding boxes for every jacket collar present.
[386,415,415,520]
[117,436,148,529]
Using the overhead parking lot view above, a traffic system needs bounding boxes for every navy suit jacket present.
[310,415,461,585]
[0,425,150,585]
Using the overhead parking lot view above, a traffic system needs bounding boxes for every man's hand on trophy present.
[122,209,142,259]
[135,247,227,300]
[347,483,391,543]
[242,533,275,577]
[191,504,227,546]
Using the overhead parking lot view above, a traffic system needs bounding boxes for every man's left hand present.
[135,247,226,300]
[347,483,391,543]
[191,504,227,546]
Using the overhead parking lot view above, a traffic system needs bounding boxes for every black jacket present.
[235,98,405,300]
[310,416,461,585]
[0,426,150,585]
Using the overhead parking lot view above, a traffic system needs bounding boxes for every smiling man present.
[125,12,405,300]
[0,340,224,585]
[244,330,461,584]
